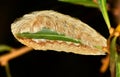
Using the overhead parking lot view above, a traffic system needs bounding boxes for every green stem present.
[110,36,118,77]
[5,63,12,77]
[116,54,120,77]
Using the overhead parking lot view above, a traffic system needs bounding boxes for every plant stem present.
[0,46,33,66]
[110,36,117,77]
[110,60,116,77]
[116,54,120,77]
[5,63,12,77]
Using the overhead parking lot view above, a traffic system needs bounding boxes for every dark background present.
[0,0,111,77]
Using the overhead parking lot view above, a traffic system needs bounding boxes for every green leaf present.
[0,45,12,52]
[97,0,111,29]
[59,0,98,8]
[17,28,81,44]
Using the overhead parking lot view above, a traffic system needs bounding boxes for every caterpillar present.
[11,10,107,55]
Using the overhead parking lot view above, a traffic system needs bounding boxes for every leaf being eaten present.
[17,28,81,44]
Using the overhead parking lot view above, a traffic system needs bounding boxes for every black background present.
[0,0,111,77]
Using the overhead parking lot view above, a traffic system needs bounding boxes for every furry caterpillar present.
[11,10,107,55]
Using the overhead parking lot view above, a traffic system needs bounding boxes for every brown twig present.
[100,27,115,73]
[0,46,33,66]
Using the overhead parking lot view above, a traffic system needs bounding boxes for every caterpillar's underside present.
[11,10,107,55]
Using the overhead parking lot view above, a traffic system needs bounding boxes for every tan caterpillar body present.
[11,10,107,55]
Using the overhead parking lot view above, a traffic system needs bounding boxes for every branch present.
[0,46,33,66]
